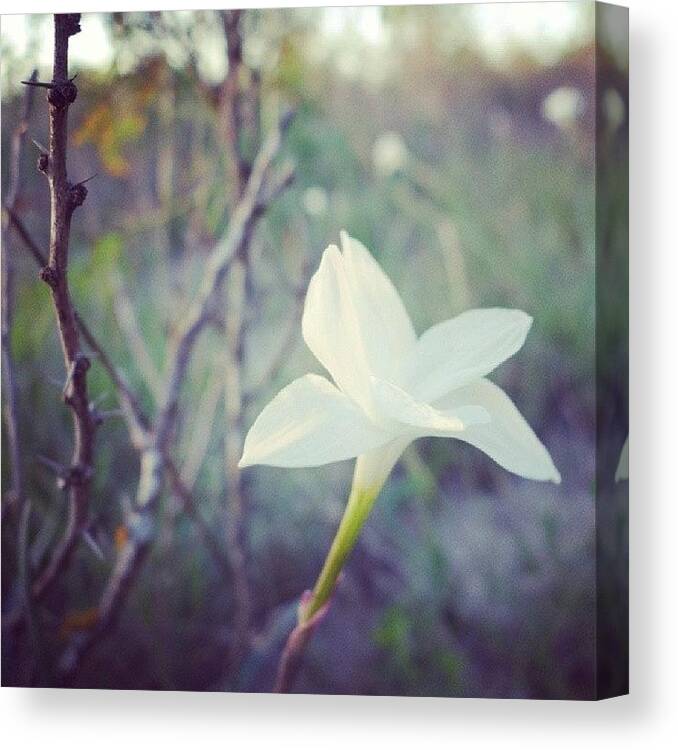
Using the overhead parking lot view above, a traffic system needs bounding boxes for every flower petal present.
[400,308,533,403]
[239,374,392,469]
[352,436,412,496]
[615,436,629,482]
[436,378,561,483]
[371,376,490,435]
[302,245,375,413]
[302,236,417,412]
[339,231,416,376]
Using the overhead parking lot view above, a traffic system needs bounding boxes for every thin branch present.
[31,14,98,601]
[6,209,151,447]
[220,9,249,199]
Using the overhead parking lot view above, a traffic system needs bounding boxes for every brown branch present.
[5,209,151,448]
[30,14,99,601]
[1,70,37,519]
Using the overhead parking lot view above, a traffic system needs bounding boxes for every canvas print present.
[1,2,628,699]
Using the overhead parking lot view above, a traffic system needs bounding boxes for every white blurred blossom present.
[541,86,585,129]
[302,186,329,218]
[372,132,408,177]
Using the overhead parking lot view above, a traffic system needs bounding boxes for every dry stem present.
[29,15,98,600]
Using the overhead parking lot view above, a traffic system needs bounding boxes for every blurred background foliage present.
[1,3,628,697]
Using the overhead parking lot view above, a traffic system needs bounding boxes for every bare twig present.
[220,9,249,199]
[217,15,286,667]
[5,209,151,446]
[30,14,99,601]
[1,70,37,518]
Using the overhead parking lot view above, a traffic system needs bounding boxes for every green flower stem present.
[300,484,379,624]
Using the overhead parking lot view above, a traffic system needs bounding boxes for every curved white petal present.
[340,232,416,376]
[436,378,561,483]
[302,236,416,412]
[400,308,533,403]
[239,374,392,469]
[302,245,375,412]
[371,376,490,435]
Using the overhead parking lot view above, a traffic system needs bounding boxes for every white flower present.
[239,231,560,491]
[241,231,560,623]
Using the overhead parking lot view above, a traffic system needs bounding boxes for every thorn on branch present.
[21,79,57,89]
[57,463,93,491]
[36,454,90,490]
[48,79,78,108]
[21,77,78,108]
[67,180,88,210]
[39,265,58,288]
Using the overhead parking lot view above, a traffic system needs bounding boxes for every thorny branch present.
[5,209,150,446]
[26,14,99,601]
[5,12,295,685]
